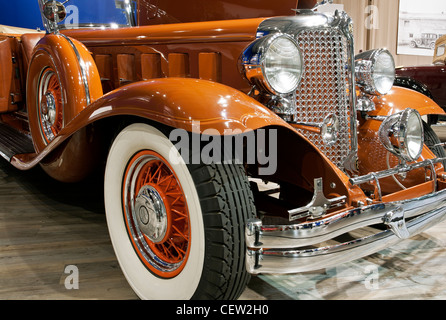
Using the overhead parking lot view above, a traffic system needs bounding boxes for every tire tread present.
[189,162,255,300]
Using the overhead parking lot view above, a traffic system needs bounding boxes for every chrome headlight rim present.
[378,108,424,162]
[355,48,396,96]
[399,108,424,161]
[240,33,303,96]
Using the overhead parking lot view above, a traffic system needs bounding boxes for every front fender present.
[357,86,445,195]
[12,78,294,171]
[369,86,445,117]
[13,78,363,198]
[79,78,291,134]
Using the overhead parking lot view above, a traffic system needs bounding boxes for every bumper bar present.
[246,188,446,274]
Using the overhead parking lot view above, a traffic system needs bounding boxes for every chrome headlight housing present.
[355,49,395,96]
[240,34,303,95]
[378,109,424,162]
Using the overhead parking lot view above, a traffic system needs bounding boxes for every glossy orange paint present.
[358,120,441,195]
[137,0,299,25]
[369,86,445,117]
[357,87,445,195]
[11,1,441,200]
[12,77,366,204]
[59,78,293,134]
[13,78,290,171]
[62,18,264,46]
[62,18,264,93]
[26,34,103,153]
[0,36,20,113]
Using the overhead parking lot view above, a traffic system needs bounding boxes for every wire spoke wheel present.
[123,150,191,278]
[37,67,63,144]
[105,123,255,299]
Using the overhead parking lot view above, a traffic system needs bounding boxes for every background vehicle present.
[410,33,440,50]
[395,34,446,122]
[1,0,446,300]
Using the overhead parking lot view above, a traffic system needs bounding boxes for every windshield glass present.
[38,0,137,32]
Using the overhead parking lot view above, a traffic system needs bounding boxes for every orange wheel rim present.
[37,67,63,144]
[122,150,191,278]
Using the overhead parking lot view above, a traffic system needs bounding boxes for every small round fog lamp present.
[378,109,424,162]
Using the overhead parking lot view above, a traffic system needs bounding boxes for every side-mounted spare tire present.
[27,34,102,152]
[104,123,256,299]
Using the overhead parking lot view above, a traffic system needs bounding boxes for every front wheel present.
[104,123,255,300]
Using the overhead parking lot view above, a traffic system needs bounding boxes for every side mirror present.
[42,1,67,23]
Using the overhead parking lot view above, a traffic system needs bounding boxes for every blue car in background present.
[0,0,43,30]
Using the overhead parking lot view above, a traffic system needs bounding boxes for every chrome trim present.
[246,188,446,274]
[240,33,303,96]
[312,0,334,11]
[378,108,424,162]
[38,0,135,33]
[356,94,375,112]
[38,0,65,34]
[288,178,346,221]
[246,183,446,250]
[349,157,445,186]
[355,49,396,96]
[59,34,91,106]
[257,10,358,173]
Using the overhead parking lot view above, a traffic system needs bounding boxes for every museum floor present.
[1,127,446,300]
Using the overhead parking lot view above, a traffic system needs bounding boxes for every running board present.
[0,122,35,161]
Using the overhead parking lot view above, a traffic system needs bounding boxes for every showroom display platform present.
[1,127,446,300]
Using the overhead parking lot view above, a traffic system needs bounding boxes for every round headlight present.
[373,50,395,95]
[355,49,395,96]
[378,109,424,162]
[401,109,424,161]
[240,34,303,96]
[263,36,303,95]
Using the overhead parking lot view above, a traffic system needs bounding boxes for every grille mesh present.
[294,28,352,170]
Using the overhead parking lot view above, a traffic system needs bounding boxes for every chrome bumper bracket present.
[383,207,409,239]
[288,178,346,221]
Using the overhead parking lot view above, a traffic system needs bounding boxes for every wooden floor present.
[1,126,446,300]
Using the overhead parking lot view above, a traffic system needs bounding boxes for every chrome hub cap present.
[123,150,191,278]
[37,68,62,144]
[134,185,168,243]
[41,92,57,125]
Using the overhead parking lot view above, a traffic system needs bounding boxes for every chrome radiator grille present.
[294,28,352,170]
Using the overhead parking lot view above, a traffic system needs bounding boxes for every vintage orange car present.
[1,0,446,300]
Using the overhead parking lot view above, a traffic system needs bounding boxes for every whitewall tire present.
[104,123,255,300]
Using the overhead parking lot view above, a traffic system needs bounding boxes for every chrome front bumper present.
[246,188,446,274]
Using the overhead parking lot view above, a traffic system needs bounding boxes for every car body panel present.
[1,0,446,296]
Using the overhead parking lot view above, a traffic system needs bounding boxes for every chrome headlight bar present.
[240,33,304,96]
[355,49,395,96]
